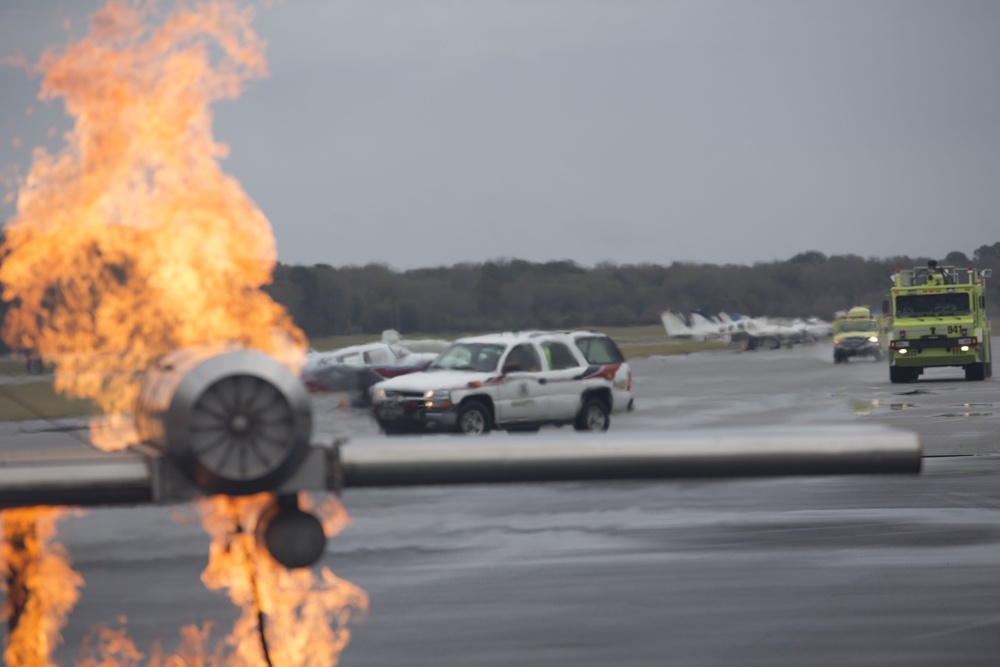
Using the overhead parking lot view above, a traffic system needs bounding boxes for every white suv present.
[370,330,633,435]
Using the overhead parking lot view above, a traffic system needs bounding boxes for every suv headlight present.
[424,389,450,400]
[423,389,452,408]
[372,387,386,401]
[867,336,879,343]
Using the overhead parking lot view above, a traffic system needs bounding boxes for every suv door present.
[537,338,587,420]
[496,343,545,424]
[573,333,632,413]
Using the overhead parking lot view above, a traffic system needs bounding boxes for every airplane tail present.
[688,312,717,333]
[661,311,694,338]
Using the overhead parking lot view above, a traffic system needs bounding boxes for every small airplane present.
[302,330,449,403]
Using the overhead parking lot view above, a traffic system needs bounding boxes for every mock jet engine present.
[134,346,327,568]
[135,347,313,496]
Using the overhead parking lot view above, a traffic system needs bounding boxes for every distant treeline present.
[1,242,997,354]
[266,243,1000,338]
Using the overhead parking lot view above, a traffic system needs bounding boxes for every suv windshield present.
[896,293,971,318]
[574,335,624,364]
[429,343,506,372]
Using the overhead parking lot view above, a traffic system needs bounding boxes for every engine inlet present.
[135,347,312,495]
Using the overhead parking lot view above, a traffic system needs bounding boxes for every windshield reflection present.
[428,343,506,372]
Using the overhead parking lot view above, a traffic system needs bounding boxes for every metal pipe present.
[334,426,922,488]
[0,426,922,507]
[0,449,151,508]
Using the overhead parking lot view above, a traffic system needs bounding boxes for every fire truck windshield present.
[895,293,971,318]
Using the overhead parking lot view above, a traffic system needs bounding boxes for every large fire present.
[65,494,369,667]
[197,494,369,667]
[0,1,367,664]
[0,0,306,450]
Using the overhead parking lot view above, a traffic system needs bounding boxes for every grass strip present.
[0,382,94,422]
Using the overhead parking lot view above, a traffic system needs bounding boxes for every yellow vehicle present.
[832,306,884,363]
[886,261,992,383]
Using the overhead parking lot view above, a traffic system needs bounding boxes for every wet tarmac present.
[2,341,999,665]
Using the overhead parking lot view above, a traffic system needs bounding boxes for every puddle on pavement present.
[935,412,994,418]
[934,403,996,418]
[848,397,997,417]
[847,398,918,415]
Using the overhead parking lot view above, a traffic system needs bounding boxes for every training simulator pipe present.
[0,426,921,508]
[332,427,922,489]
[0,448,151,508]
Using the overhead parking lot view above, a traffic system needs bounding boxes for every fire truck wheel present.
[890,366,915,384]
[964,363,986,381]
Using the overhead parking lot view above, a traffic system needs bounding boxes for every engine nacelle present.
[136,347,313,496]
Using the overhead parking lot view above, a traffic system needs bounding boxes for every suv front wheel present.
[575,397,610,432]
[457,401,491,435]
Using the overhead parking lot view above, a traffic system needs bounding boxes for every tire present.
[833,349,845,364]
[889,366,914,384]
[378,421,409,436]
[965,363,986,381]
[457,401,491,435]
[575,397,610,432]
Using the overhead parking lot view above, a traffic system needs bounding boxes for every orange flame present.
[2,1,367,665]
[198,494,369,666]
[1,508,84,667]
[0,0,306,450]
[70,495,368,667]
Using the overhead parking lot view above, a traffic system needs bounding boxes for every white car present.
[302,330,446,402]
[370,330,633,435]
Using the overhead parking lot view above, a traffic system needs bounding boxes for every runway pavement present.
[330,343,1000,666]
[3,341,998,665]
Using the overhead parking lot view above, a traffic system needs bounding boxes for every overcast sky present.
[2,0,999,271]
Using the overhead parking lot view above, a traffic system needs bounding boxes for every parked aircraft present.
[302,330,449,404]
[661,311,832,349]
[661,310,737,341]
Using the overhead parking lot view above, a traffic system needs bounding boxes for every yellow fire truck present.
[886,261,992,383]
